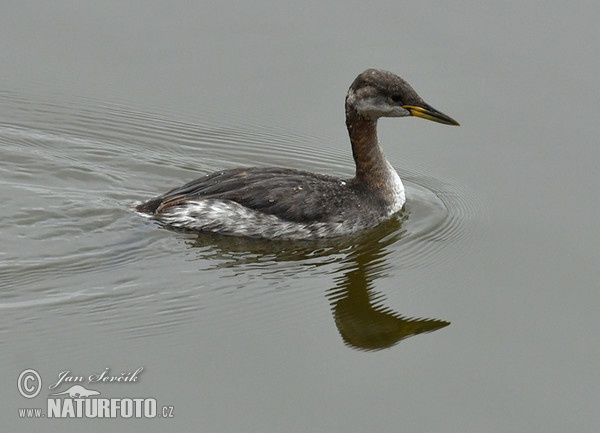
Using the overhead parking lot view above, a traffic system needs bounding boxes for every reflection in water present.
[327,226,449,351]
[186,216,449,351]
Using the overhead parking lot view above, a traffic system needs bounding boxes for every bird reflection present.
[327,233,449,350]
[186,215,449,351]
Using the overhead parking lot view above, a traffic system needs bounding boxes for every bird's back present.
[136,167,385,225]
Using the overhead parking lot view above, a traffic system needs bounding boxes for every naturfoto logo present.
[17,367,174,420]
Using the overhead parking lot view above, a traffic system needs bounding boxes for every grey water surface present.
[1,2,599,432]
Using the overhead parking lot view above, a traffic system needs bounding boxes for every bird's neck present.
[345,108,395,189]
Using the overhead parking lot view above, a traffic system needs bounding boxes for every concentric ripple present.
[0,88,480,329]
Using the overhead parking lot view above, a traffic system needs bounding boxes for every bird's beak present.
[403,103,460,126]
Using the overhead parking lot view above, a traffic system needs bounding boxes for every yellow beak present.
[403,104,460,126]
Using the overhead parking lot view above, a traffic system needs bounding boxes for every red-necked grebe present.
[136,69,459,239]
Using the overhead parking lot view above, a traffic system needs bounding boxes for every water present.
[2,2,599,432]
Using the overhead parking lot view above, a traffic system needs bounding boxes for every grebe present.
[136,69,459,239]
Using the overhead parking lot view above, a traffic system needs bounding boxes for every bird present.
[135,69,459,239]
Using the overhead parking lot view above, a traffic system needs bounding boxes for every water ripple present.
[0,89,480,345]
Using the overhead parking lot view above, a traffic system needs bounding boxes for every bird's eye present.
[390,94,403,103]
